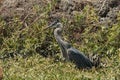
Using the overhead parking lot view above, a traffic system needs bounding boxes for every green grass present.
[0,1,120,80]
[1,54,120,80]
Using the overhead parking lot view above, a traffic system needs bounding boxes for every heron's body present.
[52,22,93,69]
[45,20,96,69]
[67,48,93,68]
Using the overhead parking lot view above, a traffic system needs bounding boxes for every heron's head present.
[44,20,63,30]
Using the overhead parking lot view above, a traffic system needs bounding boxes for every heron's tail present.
[88,54,101,68]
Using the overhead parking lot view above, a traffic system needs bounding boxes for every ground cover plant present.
[0,0,120,80]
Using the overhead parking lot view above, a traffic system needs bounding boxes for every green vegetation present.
[0,0,120,80]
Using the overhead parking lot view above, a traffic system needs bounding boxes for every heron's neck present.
[54,27,69,60]
[54,28,63,40]
[54,28,71,49]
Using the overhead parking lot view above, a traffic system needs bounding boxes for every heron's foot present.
[59,57,68,62]
[53,56,68,63]
[53,57,66,63]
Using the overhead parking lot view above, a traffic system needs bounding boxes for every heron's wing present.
[67,48,93,69]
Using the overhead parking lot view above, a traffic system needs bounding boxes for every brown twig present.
[0,67,3,80]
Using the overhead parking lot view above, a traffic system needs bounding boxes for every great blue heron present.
[44,20,94,69]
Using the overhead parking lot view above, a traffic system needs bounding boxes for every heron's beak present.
[43,20,58,30]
